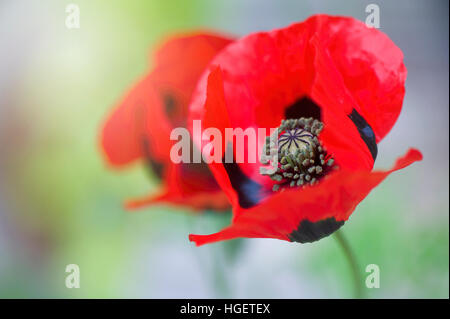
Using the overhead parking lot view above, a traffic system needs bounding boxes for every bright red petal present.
[100,77,172,167]
[125,162,230,211]
[101,32,233,168]
[150,32,234,128]
[125,189,229,212]
[314,15,407,142]
[189,148,422,246]
[188,15,407,211]
[100,32,234,211]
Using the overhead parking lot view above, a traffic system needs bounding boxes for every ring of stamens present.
[260,117,337,192]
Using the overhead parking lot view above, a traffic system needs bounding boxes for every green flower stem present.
[190,210,234,298]
[211,243,231,298]
[334,229,364,298]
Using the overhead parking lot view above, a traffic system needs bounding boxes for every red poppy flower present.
[188,15,423,245]
[100,32,234,211]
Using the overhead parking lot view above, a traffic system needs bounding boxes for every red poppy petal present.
[100,77,172,167]
[100,32,234,212]
[189,15,403,208]
[189,51,374,212]
[125,162,230,211]
[314,15,407,142]
[101,32,233,168]
[191,67,272,210]
[189,148,422,246]
[153,31,234,74]
[151,32,234,127]
[125,189,229,212]
[309,37,377,170]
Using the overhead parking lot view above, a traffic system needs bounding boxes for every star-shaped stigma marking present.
[260,118,336,191]
[278,129,313,155]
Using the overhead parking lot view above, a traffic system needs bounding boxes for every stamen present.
[260,117,337,191]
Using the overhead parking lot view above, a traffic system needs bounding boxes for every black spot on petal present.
[222,142,269,209]
[285,97,322,121]
[163,92,178,120]
[348,109,377,161]
[141,137,164,179]
[222,161,266,209]
[288,217,345,243]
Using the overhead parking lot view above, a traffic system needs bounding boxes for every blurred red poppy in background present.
[100,32,233,211]
[188,15,423,245]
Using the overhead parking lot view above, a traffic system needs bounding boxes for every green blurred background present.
[0,0,448,298]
